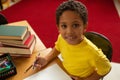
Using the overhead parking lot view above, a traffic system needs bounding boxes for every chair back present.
[84,31,112,61]
[0,13,8,25]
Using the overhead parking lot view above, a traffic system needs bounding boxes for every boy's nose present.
[66,27,73,34]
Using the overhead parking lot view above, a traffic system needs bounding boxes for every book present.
[10,47,52,57]
[0,53,17,79]
[24,64,72,80]
[0,39,36,55]
[0,25,28,40]
[0,31,31,45]
[10,54,32,57]
[1,34,35,48]
[23,34,35,48]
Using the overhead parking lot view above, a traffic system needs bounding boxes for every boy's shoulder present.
[84,37,99,50]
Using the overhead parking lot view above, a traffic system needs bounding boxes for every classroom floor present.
[1,0,120,16]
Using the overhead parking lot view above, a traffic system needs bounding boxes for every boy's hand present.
[34,56,48,70]
[71,75,84,80]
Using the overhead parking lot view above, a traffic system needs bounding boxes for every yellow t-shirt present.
[55,34,111,78]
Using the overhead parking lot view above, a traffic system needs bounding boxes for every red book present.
[24,34,35,47]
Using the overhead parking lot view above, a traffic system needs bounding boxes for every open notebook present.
[23,64,72,80]
[104,62,120,80]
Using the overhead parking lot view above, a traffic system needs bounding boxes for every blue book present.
[0,25,28,40]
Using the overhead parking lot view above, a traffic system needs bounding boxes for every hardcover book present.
[0,25,28,40]
[1,34,35,48]
[0,39,36,55]
[0,31,31,45]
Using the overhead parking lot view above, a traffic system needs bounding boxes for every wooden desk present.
[6,20,47,80]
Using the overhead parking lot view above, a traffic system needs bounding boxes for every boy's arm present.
[71,71,103,80]
[83,49,112,80]
[35,47,60,69]
[83,71,103,80]
[83,68,111,80]
[45,47,60,63]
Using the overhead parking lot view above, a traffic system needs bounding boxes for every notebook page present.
[23,64,72,80]
[104,62,120,80]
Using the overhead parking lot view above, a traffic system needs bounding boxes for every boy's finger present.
[35,64,42,70]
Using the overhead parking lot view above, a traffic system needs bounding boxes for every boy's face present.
[58,10,87,45]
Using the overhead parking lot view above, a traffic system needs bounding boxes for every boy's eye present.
[61,24,67,29]
[72,24,79,28]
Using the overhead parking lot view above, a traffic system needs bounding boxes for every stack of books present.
[0,25,36,57]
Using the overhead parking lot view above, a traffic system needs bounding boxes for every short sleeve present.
[55,34,61,52]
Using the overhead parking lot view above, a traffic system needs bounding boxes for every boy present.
[35,0,111,80]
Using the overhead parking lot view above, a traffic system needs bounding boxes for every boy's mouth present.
[65,36,77,41]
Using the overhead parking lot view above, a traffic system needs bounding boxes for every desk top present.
[6,20,47,80]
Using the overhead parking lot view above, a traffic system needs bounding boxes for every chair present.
[84,31,113,80]
[84,31,112,61]
[0,13,8,25]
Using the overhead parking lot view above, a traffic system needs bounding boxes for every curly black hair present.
[56,0,88,25]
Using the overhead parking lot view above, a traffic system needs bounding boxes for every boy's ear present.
[83,23,88,33]
[83,29,86,33]
[56,25,60,32]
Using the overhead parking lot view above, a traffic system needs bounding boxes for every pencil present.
[24,65,33,73]
[33,53,40,69]
[24,53,40,73]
